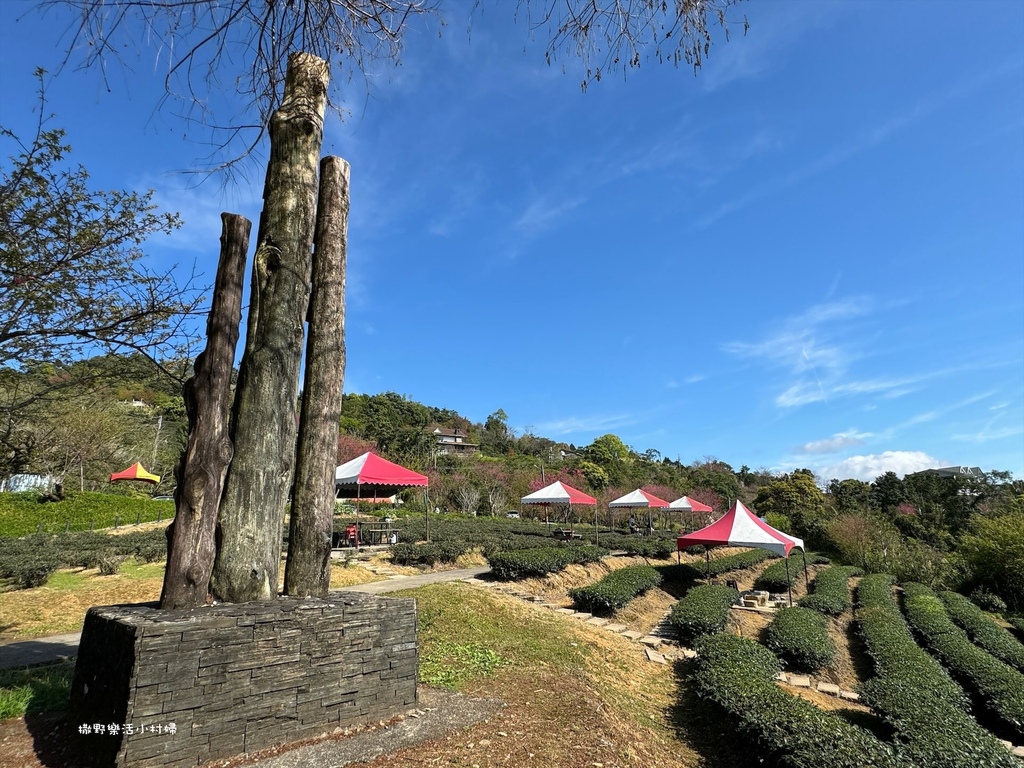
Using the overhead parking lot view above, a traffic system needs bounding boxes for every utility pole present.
[151,414,163,468]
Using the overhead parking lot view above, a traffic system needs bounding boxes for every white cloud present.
[515,195,585,234]
[535,413,635,436]
[819,451,940,482]
[796,430,871,455]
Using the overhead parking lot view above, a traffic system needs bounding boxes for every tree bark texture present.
[284,156,350,597]
[161,213,249,609]
[212,53,329,603]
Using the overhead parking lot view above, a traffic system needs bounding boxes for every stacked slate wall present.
[68,593,417,767]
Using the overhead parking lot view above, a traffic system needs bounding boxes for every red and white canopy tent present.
[109,462,161,485]
[521,481,597,532]
[668,495,714,532]
[334,452,428,501]
[676,500,809,605]
[608,488,670,533]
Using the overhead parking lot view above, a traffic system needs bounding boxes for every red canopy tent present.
[668,495,715,532]
[334,452,428,500]
[521,481,597,535]
[109,462,161,484]
[608,488,670,533]
[677,500,809,605]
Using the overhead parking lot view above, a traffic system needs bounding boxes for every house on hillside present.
[430,426,479,457]
[907,466,986,479]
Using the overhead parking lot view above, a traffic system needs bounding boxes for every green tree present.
[753,471,833,547]
[870,471,906,516]
[1,80,198,475]
[827,478,873,515]
[480,409,513,457]
[957,511,1024,613]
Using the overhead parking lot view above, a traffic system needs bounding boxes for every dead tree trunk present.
[284,156,350,597]
[211,53,329,603]
[161,213,249,609]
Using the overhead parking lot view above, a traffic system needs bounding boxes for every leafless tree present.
[42,0,742,168]
[456,483,481,516]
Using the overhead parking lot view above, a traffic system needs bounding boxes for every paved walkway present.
[0,567,491,670]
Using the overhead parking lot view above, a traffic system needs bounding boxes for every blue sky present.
[2,0,1022,482]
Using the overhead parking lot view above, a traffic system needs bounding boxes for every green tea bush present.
[856,574,968,709]
[568,565,663,614]
[939,590,1024,673]
[799,565,863,616]
[901,582,1024,740]
[765,606,836,671]
[752,552,828,592]
[388,541,467,566]
[705,548,776,576]
[0,491,171,536]
[667,584,738,642]
[855,575,1016,768]
[0,530,166,590]
[595,533,674,558]
[486,546,607,581]
[692,633,911,768]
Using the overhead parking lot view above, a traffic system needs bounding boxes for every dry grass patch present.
[0,565,162,640]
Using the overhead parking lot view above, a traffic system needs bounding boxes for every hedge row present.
[568,565,663,615]
[667,585,738,643]
[938,590,1024,673]
[0,491,173,537]
[855,574,1015,768]
[901,582,1024,741]
[753,552,829,592]
[691,633,911,768]
[799,565,863,616]
[592,533,675,559]
[0,530,167,589]
[765,606,837,671]
[485,546,607,581]
[388,541,467,566]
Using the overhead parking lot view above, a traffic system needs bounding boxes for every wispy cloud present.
[796,430,871,455]
[515,195,585,234]
[695,58,1023,228]
[723,296,879,407]
[535,413,636,436]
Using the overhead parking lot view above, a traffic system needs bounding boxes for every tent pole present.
[705,547,711,581]
[786,557,793,606]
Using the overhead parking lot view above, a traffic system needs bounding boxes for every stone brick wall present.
[68,592,417,768]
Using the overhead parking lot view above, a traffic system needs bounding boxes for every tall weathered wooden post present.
[284,156,350,597]
[212,52,329,603]
[161,213,249,609]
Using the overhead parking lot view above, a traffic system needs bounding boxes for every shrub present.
[569,565,663,615]
[970,588,1008,615]
[97,554,127,576]
[901,582,1024,740]
[389,542,466,566]
[753,551,830,592]
[855,574,1016,767]
[692,633,910,768]
[856,574,968,710]
[667,584,738,642]
[486,546,607,581]
[798,565,863,616]
[704,548,776,576]
[765,606,836,671]
[0,491,171,536]
[939,590,1024,673]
